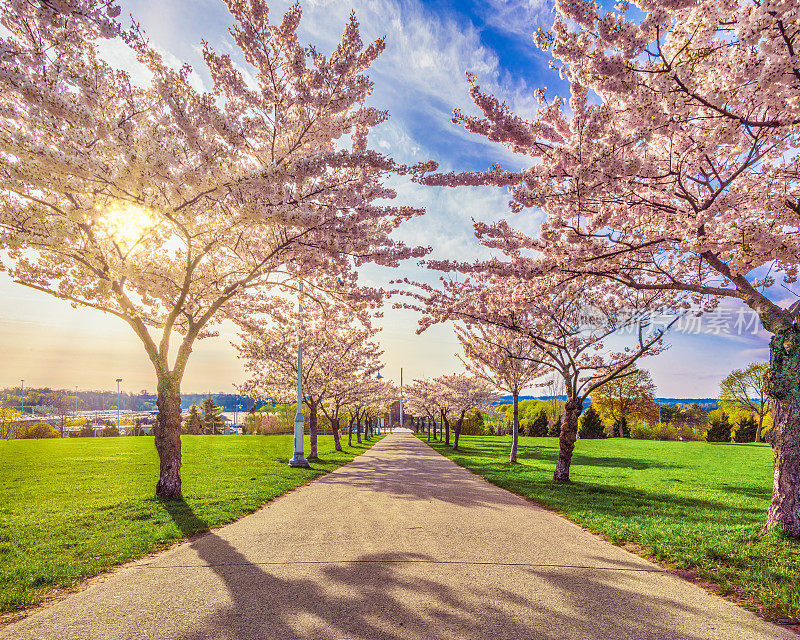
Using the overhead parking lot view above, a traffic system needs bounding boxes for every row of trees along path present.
[0,0,427,497]
[235,294,392,456]
[400,0,800,536]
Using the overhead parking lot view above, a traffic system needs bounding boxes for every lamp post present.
[375,371,383,434]
[20,379,24,416]
[116,378,122,433]
[289,280,309,468]
[398,368,403,432]
[235,404,242,434]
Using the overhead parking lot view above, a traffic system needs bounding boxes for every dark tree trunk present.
[453,411,466,450]
[762,325,800,536]
[553,397,583,483]
[154,372,182,498]
[510,391,520,462]
[331,417,342,452]
[348,417,353,447]
[308,402,319,460]
[357,417,362,444]
[443,411,450,446]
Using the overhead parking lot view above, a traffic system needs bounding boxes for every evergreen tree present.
[185,404,203,435]
[202,398,224,435]
[578,406,605,439]
[734,416,758,443]
[706,412,732,443]
[547,415,562,437]
[529,410,548,437]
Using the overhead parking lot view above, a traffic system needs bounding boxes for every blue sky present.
[0,0,772,396]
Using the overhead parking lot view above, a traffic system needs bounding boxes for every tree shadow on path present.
[156,496,773,640]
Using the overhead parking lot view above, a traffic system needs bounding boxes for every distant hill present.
[493,395,719,410]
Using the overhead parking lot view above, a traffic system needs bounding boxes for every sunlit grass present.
[0,434,381,613]
[419,434,799,621]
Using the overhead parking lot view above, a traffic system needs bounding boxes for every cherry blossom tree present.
[405,378,441,440]
[414,0,800,534]
[0,0,426,497]
[236,295,383,455]
[345,377,392,445]
[537,0,800,534]
[426,373,499,450]
[455,323,543,461]
[404,274,672,479]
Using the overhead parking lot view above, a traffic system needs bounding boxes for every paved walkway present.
[3,433,796,640]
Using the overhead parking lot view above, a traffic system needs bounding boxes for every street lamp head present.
[376,371,383,380]
[116,378,123,383]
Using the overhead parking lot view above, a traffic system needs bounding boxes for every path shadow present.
[160,498,210,539]
[160,525,774,640]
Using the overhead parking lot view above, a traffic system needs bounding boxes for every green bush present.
[652,422,680,441]
[101,425,120,437]
[578,406,605,439]
[630,422,654,439]
[77,423,95,437]
[19,422,58,439]
[734,416,758,443]
[677,423,703,441]
[529,410,548,437]
[547,415,561,437]
[706,411,732,443]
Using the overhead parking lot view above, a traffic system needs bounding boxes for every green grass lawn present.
[0,434,381,613]
[418,433,799,621]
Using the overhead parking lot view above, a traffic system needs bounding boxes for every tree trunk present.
[308,402,319,460]
[762,324,800,536]
[453,411,466,450]
[756,412,763,444]
[553,397,583,483]
[511,391,520,462]
[443,411,450,446]
[357,417,362,444]
[154,372,182,498]
[348,417,353,447]
[331,417,342,452]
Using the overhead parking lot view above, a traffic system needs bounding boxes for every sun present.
[100,203,159,252]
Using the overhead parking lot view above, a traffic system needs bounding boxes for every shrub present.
[77,423,95,437]
[460,410,485,435]
[652,422,679,441]
[706,411,732,443]
[630,422,654,439]
[677,423,703,441]
[529,410,548,437]
[547,415,561,437]
[244,413,283,435]
[734,416,758,443]
[578,406,606,439]
[101,425,120,437]
[19,422,59,439]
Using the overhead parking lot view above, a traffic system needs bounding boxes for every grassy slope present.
[418,433,799,621]
[0,434,381,613]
